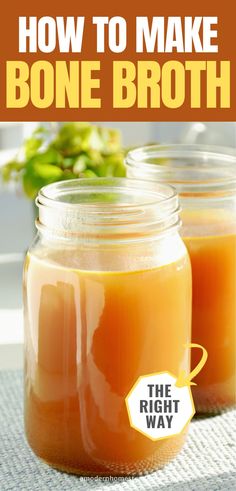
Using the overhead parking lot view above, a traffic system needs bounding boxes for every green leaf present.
[33,126,50,136]
[80,169,98,178]
[28,148,63,166]
[23,163,63,199]
[63,170,76,180]
[24,137,43,160]
[62,157,76,169]
[114,162,126,177]
[0,161,24,182]
[52,123,92,156]
[33,163,63,179]
[97,153,126,177]
[84,128,104,152]
[73,155,89,175]
[1,122,126,199]
[86,149,103,168]
[99,127,121,154]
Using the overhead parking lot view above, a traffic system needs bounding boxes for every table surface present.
[0,370,235,491]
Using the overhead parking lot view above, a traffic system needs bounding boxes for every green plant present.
[1,122,126,199]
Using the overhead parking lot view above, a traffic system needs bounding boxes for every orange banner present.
[0,0,235,121]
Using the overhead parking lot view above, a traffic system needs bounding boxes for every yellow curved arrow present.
[175,343,208,388]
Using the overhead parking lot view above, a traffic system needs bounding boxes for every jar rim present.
[36,177,180,242]
[38,177,176,210]
[126,143,236,167]
[126,144,236,197]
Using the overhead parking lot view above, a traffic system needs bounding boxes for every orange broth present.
[24,249,191,475]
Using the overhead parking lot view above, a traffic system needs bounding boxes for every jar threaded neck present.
[36,177,180,243]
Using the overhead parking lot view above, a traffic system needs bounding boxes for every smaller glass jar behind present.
[24,177,191,476]
[126,144,236,414]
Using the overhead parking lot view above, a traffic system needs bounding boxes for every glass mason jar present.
[126,144,236,414]
[24,178,191,476]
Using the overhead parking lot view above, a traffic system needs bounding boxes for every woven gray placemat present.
[0,370,235,491]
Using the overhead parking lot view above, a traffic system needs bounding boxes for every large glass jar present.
[24,178,191,476]
[126,145,236,414]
